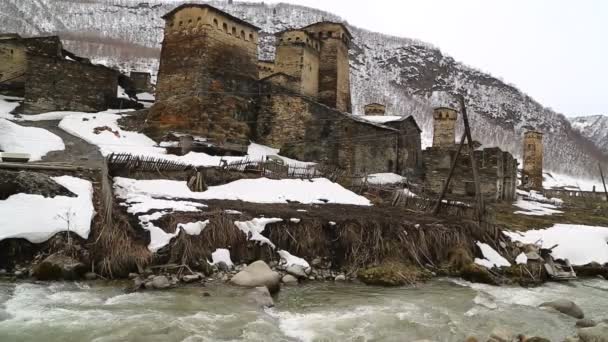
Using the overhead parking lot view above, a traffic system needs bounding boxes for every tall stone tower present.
[274,29,320,98]
[364,103,386,115]
[150,4,260,141]
[522,131,543,190]
[432,107,458,147]
[303,22,352,113]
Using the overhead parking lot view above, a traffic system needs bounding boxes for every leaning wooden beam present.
[600,163,608,202]
[0,162,85,172]
[432,132,467,214]
[458,95,485,222]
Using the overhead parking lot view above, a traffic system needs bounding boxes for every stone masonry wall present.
[21,56,118,114]
[0,36,63,90]
[149,6,259,142]
[274,30,320,98]
[304,23,352,113]
[522,131,543,191]
[432,107,457,147]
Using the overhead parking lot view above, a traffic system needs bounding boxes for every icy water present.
[1,279,607,342]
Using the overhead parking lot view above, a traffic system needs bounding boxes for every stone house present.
[130,71,153,93]
[0,34,120,113]
[422,107,517,202]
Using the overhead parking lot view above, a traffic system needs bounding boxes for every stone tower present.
[274,29,320,98]
[432,107,458,147]
[522,131,543,190]
[303,22,352,113]
[364,103,386,115]
[150,4,260,141]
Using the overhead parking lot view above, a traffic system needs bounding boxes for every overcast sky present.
[241,0,607,117]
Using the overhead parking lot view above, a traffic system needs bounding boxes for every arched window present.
[197,17,201,21]
[188,19,192,24]
[213,18,219,28]
[223,23,228,32]
[249,33,254,40]
[232,27,237,36]
[287,38,292,41]
[169,22,174,28]
[179,21,183,26]
[241,30,246,40]
[318,32,322,38]
[295,37,301,42]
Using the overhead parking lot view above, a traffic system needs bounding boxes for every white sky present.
[240,0,607,117]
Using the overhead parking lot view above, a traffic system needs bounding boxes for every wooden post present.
[432,132,467,214]
[600,163,608,202]
[458,95,485,222]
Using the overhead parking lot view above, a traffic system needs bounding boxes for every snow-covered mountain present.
[2,0,606,178]
[570,115,608,155]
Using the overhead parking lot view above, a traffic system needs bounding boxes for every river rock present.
[84,272,97,281]
[286,265,307,278]
[216,261,231,272]
[128,273,139,279]
[230,260,281,294]
[334,274,346,281]
[578,323,608,342]
[539,299,584,319]
[32,253,86,280]
[488,326,513,342]
[182,273,202,283]
[282,274,298,285]
[577,319,598,328]
[145,275,171,290]
[246,286,274,308]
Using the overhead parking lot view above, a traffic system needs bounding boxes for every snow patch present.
[504,224,608,265]
[211,248,233,267]
[366,173,406,185]
[178,220,210,236]
[0,119,64,161]
[0,176,94,243]
[234,218,283,248]
[278,250,310,269]
[474,242,511,268]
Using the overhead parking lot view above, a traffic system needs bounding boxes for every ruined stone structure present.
[522,131,543,190]
[0,36,63,90]
[422,107,517,202]
[432,107,458,147]
[364,103,386,116]
[130,71,152,93]
[273,29,320,98]
[301,22,352,112]
[423,146,518,201]
[150,4,261,141]
[22,56,119,113]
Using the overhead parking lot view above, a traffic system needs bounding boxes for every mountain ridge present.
[1,0,606,179]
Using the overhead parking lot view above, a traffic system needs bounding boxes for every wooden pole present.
[458,95,485,222]
[599,163,608,202]
[432,132,467,214]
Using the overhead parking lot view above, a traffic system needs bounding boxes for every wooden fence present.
[543,189,607,201]
[107,153,192,173]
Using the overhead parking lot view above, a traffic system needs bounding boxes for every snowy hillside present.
[1,0,606,179]
[570,115,608,155]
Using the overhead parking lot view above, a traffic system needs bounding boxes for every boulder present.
[182,274,202,283]
[286,265,307,279]
[32,253,86,280]
[246,286,274,308]
[488,327,513,342]
[145,275,171,290]
[334,274,346,281]
[281,274,298,285]
[230,260,281,294]
[578,323,608,342]
[539,299,585,319]
[216,261,231,272]
[578,319,598,328]
[460,263,498,285]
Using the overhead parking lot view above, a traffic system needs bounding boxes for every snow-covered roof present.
[356,115,422,132]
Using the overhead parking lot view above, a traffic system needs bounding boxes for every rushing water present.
[1,279,607,342]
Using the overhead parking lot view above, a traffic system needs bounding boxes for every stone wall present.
[422,146,517,202]
[0,36,63,90]
[303,22,352,113]
[384,117,423,176]
[256,81,399,177]
[274,30,320,98]
[21,56,118,114]
[150,5,260,142]
[522,131,543,190]
[257,60,275,79]
[432,107,458,147]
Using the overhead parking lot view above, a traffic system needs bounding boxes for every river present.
[1,279,607,341]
